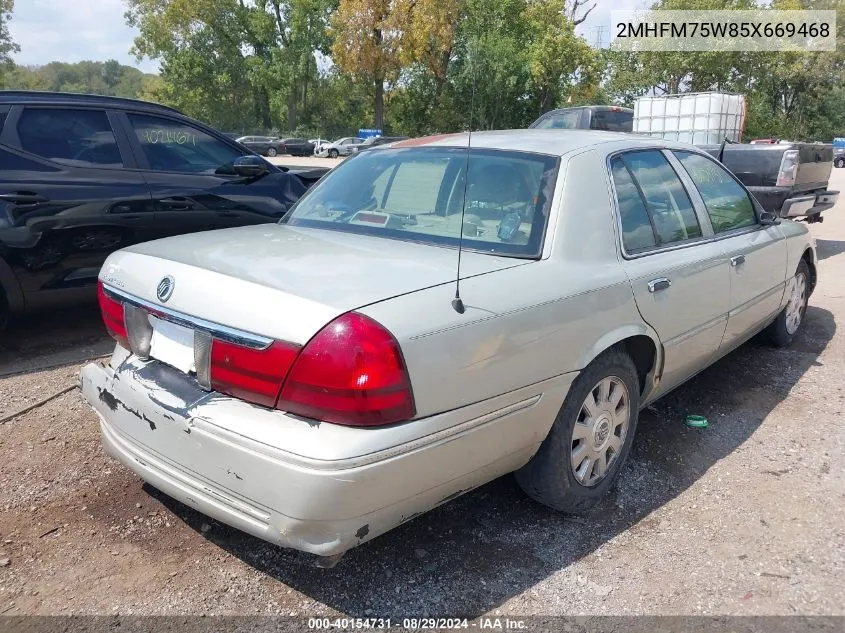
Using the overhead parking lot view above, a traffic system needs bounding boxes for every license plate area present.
[149,315,195,374]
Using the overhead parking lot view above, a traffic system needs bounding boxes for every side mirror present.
[759,211,781,225]
[233,155,270,178]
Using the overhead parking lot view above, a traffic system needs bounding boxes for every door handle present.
[0,192,49,205]
[730,254,746,267]
[159,197,194,210]
[647,278,672,293]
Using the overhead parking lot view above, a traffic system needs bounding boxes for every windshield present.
[283,147,559,257]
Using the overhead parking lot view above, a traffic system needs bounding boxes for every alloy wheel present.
[570,376,631,487]
[785,272,807,335]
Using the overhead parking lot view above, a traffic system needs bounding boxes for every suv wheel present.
[0,286,9,330]
[267,147,278,157]
[515,348,640,513]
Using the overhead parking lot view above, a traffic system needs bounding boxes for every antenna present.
[451,50,476,315]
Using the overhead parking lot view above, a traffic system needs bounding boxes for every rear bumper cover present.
[749,187,838,218]
[81,350,566,555]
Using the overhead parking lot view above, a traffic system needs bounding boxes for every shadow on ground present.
[148,306,836,618]
[0,304,111,375]
[816,239,845,261]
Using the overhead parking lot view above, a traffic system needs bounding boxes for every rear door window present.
[611,150,702,251]
[17,108,124,167]
[673,151,757,233]
[610,157,657,252]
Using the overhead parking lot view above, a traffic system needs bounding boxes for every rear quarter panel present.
[359,149,657,421]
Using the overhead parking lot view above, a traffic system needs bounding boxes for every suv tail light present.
[776,149,800,187]
[97,281,129,349]
[277,312,415,426]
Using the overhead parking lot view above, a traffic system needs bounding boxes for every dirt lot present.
[267,155,343,170]
[0,169,844,618]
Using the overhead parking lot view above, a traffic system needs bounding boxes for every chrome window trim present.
[606,146,764,261]
[103,284,273,350]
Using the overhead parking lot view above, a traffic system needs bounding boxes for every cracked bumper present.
[80,349,561,556]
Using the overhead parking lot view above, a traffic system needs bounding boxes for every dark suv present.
[0,92,326,326]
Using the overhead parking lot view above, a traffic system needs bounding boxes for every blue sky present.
[8,0,643,74]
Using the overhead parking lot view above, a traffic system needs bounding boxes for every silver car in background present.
[81,130,816,561]
[315,136,364,158]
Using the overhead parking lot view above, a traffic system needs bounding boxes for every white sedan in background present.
[82,130,816,563]
[314,136,364,158]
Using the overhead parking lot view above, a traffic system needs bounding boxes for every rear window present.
[591,109,633,132]
[284,147,559,257]
[532,109,583,130]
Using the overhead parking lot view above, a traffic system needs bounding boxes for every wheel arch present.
[801,247,817,295]
[0,254,24,321]
[577,324,663,402]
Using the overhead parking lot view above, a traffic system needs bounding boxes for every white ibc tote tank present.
[633,93,746,144]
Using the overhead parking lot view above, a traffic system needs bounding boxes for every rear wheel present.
[835,158,844,168]
[767,259,810,347]
[267,147,278,157]
[515,348,640,513]
[0,284,9,330]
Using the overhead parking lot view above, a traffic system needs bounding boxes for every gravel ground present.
[0,170,844,617]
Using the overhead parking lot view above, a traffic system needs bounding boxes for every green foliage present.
[1,0,841,141]
[4,60,158,99]
[0,0,19,86]
[603,0,845,141]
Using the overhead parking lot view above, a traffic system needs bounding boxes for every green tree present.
[0,0,19,86]
[330,0,459,130]
[126,0,332,131]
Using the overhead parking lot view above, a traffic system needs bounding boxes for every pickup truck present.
[699,142,838,223]
[528,111,837,223]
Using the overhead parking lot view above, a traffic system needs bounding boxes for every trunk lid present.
[101,224,526,344]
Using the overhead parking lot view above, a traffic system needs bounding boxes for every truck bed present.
[699,142,836,220]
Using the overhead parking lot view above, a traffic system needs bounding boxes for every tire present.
[835,158,845,168]
[267,147,278,157]
[0,286,8,330]
[328,149,339,159]
[515,348,640,513]
[767,259,810,347]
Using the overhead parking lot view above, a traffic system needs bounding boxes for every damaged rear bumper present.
[80,348,565,556]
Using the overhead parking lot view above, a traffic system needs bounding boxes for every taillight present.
[776,149,799,187]
[97,281,129,349]
[210,339,300,408]
[277,312,415,426]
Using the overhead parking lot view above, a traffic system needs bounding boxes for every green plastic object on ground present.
[686,415,709,428]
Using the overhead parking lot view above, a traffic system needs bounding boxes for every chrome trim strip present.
[103,285,273,350]
[728,282,786,318]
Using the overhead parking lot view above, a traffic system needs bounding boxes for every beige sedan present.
[81,130,816,563]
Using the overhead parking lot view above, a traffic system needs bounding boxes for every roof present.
[392,129,698,157]
[0,90,183,115]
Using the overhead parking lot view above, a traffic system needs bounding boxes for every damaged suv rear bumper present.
[81,348,565,556]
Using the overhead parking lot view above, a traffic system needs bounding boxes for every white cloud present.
[8,0,160,73]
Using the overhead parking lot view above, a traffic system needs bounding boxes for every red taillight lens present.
[97,281,129,349]
[277,312,415,426]
[210,339,300,408]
